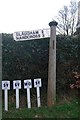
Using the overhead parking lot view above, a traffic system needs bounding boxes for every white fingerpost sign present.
[13,80,21,109]
[34,78,42,107]
[13,28,50,41]
[24,80,32,108]
[2,81,10,111]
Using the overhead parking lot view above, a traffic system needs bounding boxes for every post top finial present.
[49,21,58,27]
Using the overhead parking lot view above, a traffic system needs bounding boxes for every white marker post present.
[13,80,21,109]
[24,80,32,108]
[34,78,42,107]
[2,81,10,111]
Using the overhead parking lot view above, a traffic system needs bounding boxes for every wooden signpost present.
[47,21,58,106]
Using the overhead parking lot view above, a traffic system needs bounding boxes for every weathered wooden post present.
[47,21,58,106]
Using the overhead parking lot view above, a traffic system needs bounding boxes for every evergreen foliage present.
[2,33,79,96]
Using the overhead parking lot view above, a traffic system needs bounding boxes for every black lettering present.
[22,36,29,39]
[38,34,40,37]
[18,83,19,86]
[42,30,44,37]
[25,82,27,86]
[4,83,5,87]
[15,83,17,87]
[16,36,20,40]
[36,31,39,34]
[4,83,8,88]
[16,32,20,36]
[29,31,32,34]
[25,82,31,87]
[36,81,37,85]
[6,84,8,87]
[36,80,40,85]
[15,82,19,87]
[28,82,31,86]
[29,34,35,38]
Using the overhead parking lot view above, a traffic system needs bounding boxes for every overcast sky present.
[0,0,79,33]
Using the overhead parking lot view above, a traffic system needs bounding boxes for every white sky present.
[0,0,79,33]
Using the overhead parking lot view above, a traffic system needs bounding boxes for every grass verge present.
[2,99,79,119]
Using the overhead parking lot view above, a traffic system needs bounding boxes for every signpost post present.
[34,78,42,107]
[13,80,21,109]
[47,21,58,106]
[2,81,10,111]
[24,79,32,108]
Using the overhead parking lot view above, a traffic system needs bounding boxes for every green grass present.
[2,99,79,118]
[0,101,2,120]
